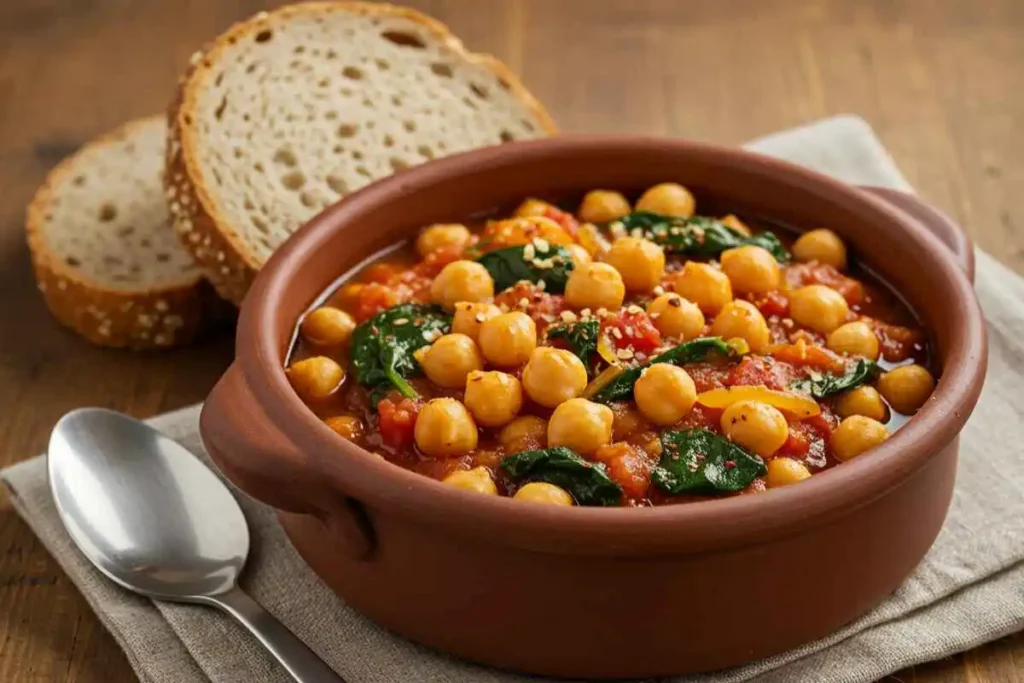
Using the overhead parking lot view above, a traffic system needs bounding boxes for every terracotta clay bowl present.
[201,137,987,679]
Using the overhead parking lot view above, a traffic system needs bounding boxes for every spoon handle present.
[207,586,346,682]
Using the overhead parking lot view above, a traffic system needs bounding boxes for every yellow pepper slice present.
[582,365,624,399]
[697,385,821,419]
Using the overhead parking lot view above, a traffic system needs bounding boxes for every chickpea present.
[414,398,479,457]
[565,243,592,268]
[831,415,889,461]
[452,302,501,342]
[719,245,781,294]
[287,356,344,401]
[835,386,889,422]
[548,398,614,455]
[721,214,752,236]
[564,262,626,310]
[442,466,498,495]
[647,293,705,340]
[522,347,588,408]
[498,415,547,451]
[578,190,631,224]
[635,182,696,217]
[301,306,356,347]
[789,284,850,333]
[720,400,789,458]
[478,312,537,367]
[793,228,847,270]
[464,370,523,427]
[415,223,471,258]
[514,198,557,218]
[710,300,771,353]
[603,237,666,293]
[877,364,936,415]
[431,260,494,310]
[669,261,733,315]
[766,458,812,488]
[827,321,880,359]
[414,333,483,388]
[325,415,363,441]
[634,364,697,426]
[513,482,574,506]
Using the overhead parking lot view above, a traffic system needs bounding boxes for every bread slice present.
[167,1,558,305]
[26,116,216,349]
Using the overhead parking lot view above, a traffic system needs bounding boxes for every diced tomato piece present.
[753,290,789,318]
[601,310,663,356]
[676,403,721,431]
[415,246,462,278]
[685,361,731,393]
[785,263,865,305]
[596,443,651,501]
[777,423,812,457]
[355,283,400,321]
[377,398,420,450]
[542,206,581,239]
[726,356,794,390]
[494,282,566,327]
[362,262,400,284]
[863,317,923,363]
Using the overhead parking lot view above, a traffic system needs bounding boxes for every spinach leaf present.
[652,428,766,495]
[500,447,623,506]
[350,303,451,401]
[476,242,575,293]
[591,337,731,403]
[608,212,790,262]
[546,320,600,368]
[791,359,881,400]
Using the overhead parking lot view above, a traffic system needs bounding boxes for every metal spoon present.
[48,407,344,683]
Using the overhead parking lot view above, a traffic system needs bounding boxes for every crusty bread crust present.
[167,1,558,305]
[26,116,217,349]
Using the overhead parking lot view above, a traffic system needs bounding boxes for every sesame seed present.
[616,348,634,360]
[474,312,486,323]
[540,314,556,323]
[533,238,550,252]
[38,283,47,292]
[216,252,225,262]
[393,318,410,325]
[596,307,608,317]
[626,304,644,315]
[166,187,177,199]
[630,228,644,239]
[536,279,546,292]
[498,303,510,313]
[517,297,530,309]
[120,302,134,312]
[220,266,230,275]
[189,232,201,243]
[580,308,592,317]
[611,327,623,339]
[57,280,67,290]
[653,285,665,296]
[560,311,577,323]
[154,334,169,345]
[155,300,169,312]
[189,51,203,65]
[523,243,536,260]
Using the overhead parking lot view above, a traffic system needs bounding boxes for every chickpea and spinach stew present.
[286,183,936,507]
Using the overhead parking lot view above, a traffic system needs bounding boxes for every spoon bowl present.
[48,407,343,683]
[49,408,247,599]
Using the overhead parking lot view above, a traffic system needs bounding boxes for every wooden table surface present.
[1,0,1021,680]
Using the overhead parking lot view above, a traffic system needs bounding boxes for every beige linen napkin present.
[3,115,1023,683]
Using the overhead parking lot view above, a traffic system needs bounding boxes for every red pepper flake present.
[724,460,736,470]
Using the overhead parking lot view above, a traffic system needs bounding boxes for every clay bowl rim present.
[236,135,987,555]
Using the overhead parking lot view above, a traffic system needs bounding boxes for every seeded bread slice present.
[167,1,558,305]
[26,116,217,349]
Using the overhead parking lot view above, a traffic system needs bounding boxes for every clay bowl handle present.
[860,186,974,281]
[200,363,374,561]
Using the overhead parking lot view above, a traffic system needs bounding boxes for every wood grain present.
[0,1,1021,681]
